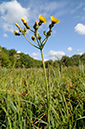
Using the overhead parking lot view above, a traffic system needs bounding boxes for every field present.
[0,65,85,129]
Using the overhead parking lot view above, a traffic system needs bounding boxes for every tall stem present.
[40,49,50,128]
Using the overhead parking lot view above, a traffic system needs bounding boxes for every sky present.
[0,0,85,61]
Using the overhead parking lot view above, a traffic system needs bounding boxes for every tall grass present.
[0,66,85,129]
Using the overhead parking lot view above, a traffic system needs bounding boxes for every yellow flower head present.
[15,23,20,28]
[21,18,26,23]
[39,14,48,23]
[51,16,60,24]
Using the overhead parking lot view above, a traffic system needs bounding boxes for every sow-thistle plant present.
[14,14,60,128]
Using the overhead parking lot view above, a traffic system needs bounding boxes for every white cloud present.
[17,50,21,53]
[32,52,39,59]
[67,47,72,52]
[74,23,85,35]
[78,52,83,55]
[0,0,29,32]
[0,0,67,33]
[3,33,8,37]
[45,50,65,60]
[44,58,49,61]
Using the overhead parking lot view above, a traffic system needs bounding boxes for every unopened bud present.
[21,18,30,29]
[35,20,39,25]
[31,36,36,41]
[15,23,20,28]
[21,18,26,24]
[43,31,47,36]
[38,33,41,40]
[24,27,27,32]
[33,21,39,30]
[24,22,30,29]
[14,30,20,36]
[47,30,52,37]
[19,28,24,33]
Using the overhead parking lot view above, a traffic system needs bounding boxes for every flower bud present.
[35,20,39,26]
[21,18,30,29]
[15,23,20,28]
[47,30,52,37]
[31,35,36,41]
[43,31,47,36]
[33,21,39,30]
[38,33,41,40]
[24,27,27,32]
[21,18,26,24]
[24,22,30,29]
[19,28,24,33]
[14,30,20,36]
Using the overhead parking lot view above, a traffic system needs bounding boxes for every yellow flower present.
[51,16,60,24]
[15,23,20,28]
[39,14,48,23]
[21,18,26,23]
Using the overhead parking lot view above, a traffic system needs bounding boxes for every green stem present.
[40,49,50,128]
[24,35,40,49]
[42,37,48,48]
[42,37,47,44]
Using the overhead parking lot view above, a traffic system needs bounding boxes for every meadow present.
[0,65,85,129]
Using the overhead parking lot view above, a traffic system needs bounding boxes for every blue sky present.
[0,0,85,60]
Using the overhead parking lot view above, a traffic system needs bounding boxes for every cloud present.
[74,23,85,35]
[3,33,8,37]
[0,0,29,32]
[71,3,84,14]
[67,47,72,52]
[32,52,40,59]
[17,50,21,53]
[78,52,83,55]
[45,50,65,60]
[44,58,48,61]
[0,0,67,33]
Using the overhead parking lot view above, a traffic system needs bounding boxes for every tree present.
[61,56,70,66]
[0,52,11,67]
[9,49,16,56]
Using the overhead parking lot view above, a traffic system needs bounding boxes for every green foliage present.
[0,66,85,128]
[9,49,17,56]
[0,46,42,68]
[0,52,11,67]
[80,53,85,64]
[0,46,85,68]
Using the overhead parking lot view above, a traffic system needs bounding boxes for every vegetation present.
[0,46,42,68]
[0,65,85,128]
[0,14,85,128]
[0,46,85,68]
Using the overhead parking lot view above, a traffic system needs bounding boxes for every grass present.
[0,66,85,129]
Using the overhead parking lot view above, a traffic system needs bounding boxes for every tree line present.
[0,46,85,68]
